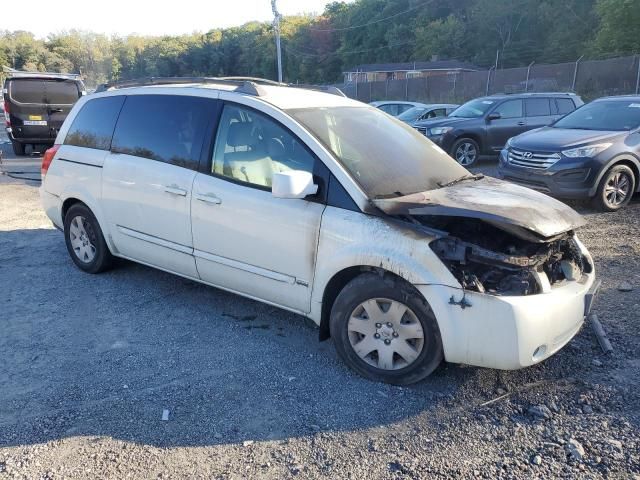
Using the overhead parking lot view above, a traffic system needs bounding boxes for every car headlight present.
[561,143,612,158]
[429,126,453,136]
[506,137,514,148]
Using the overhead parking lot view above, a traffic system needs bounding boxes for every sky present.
[7,0,347,38]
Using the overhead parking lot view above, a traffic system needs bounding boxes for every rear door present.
[43,80,83,138]
[6,79,81,141]
[525,97,554,129]
[486,99,526,151]
[102,94,219,277]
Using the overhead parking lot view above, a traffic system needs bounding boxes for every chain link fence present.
[341,55,640,103]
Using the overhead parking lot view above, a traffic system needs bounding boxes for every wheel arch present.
[59,189,116,254]
[451,132,483,155]
[589,154,640,196]
[318,266,422,341]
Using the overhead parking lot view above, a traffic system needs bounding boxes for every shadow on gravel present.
[0,228,479,449]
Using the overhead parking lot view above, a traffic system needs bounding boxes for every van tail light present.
[42,145,60,178]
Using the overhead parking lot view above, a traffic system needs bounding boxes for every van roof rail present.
[2,67,81,80]
[95,76,346,97]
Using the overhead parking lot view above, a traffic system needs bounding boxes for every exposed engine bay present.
[419,217,592,296]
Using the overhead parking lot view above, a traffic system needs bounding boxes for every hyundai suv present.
[3,72,85,156]
[498,96,640,211]
[40,78,597,384]
[413,93,583,166]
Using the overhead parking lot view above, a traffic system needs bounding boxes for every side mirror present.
[272,170,318,199]
[487,112,501,121]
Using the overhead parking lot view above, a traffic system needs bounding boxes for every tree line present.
[0,0,638,87]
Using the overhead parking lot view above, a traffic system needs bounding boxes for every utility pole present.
[271,0,283,83]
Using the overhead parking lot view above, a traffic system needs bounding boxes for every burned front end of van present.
[375,177,598,369]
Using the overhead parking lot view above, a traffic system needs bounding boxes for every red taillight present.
[42,145,60,178]
[3,101,9,126]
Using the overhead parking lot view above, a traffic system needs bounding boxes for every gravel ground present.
[1,143,639,479]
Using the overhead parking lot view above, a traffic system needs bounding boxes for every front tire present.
[593,164,635,212]
[330,273,443,385]
[451,137,479,167]
[64,203,113,273]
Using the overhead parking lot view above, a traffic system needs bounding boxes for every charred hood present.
[373,177,585,241]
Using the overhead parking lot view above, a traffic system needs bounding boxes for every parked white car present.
[40,78,599,384]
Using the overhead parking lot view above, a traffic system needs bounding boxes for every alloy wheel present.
[347,298,424,370]
[455,142,477,166]
[604,171,631,208]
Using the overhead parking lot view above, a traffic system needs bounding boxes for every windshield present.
[9,79,81,105]
[286,106,468,199]
[397,106,427,122]
[449,98,495,118]
[553,100,640,131]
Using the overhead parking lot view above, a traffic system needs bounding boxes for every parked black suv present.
[3,72,85,155]
[498,96,640,211]
[413,92,583,166]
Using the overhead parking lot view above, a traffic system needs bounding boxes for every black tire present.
[63,203,113,274]
[330,273,443,385]
[11,140,25,156]
[451,137,480,167]
[592,164,636,212]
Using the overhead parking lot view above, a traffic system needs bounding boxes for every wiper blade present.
[437,173,484,188]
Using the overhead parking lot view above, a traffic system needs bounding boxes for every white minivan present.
[40,78,598,384]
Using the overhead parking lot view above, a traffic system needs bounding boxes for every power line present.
[303,0,435,32]
[285,39,418,59]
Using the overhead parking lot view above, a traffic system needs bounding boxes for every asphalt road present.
[0,139,638,479]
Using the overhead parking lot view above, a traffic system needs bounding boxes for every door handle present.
[164,185,187,196]
[195,192,222,205]
[517,121,525,126]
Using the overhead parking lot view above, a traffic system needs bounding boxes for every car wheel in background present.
[330,273,443,385]
[451,138,479,167]
[11,140,25,156]
[593,164,636,212]
[64,203,113,273]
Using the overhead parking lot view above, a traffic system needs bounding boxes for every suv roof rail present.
[2,66,81,80]
[95,76,346,97]
[489,91,577,97]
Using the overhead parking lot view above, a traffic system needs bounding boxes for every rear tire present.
[63,203,113,274]
[11,140,25,156]
[592,164,635,212]
[330,273,443,385]
[451,137,480,167]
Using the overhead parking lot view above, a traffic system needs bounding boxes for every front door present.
[102,94,217,278]
[191,103,325,313]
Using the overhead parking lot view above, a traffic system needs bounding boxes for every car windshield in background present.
[553,100,640,131]
[449,98,495,118]
[286,106,468,199]
[397,106,427,122]
[9,79,80,105]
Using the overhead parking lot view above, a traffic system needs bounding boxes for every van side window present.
[111,95,215,170]
[212,104,316,189]
[65,96,125,150]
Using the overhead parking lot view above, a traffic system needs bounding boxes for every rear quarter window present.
[65,96,126,150]
[111,95,216,170]
[556,98,576,115]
